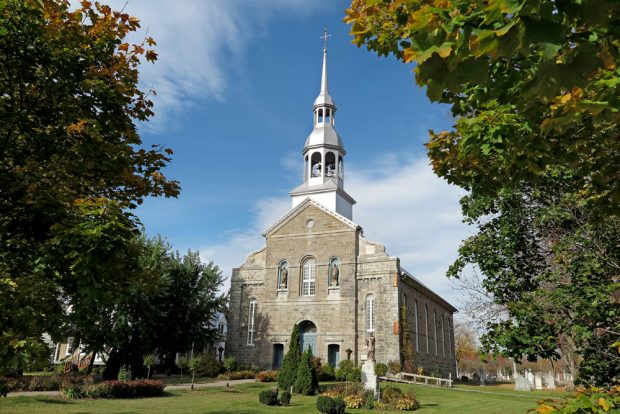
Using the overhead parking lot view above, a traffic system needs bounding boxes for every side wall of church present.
[398,278,457,379]
[356,238,401,365]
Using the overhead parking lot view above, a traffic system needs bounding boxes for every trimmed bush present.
[318,364,335,381]
[279,390,291,405]
[293,347,318,395]
[256,371,278,382]
[197,354,222,378]
[278,324,301,390]
[317,395,345,414]
[394,392,420,411]
[382,386,403,403]
[375,362,388,377]
[258,389,278,405]
[71,380,165,399]
[1,373,94,392]
[216,369,256,380]
[117,366,132,381]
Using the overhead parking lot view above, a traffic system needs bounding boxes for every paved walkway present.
[6,378,257,397]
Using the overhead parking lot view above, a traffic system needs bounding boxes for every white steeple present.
[290,30,356,219]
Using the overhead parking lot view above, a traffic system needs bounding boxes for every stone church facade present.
[227,43,457,378]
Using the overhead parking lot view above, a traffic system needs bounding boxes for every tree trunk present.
[86,350,97,374]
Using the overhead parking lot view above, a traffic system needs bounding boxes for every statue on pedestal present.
[331,264,339,286]
[366,333,376,362]
[279,266,288,289]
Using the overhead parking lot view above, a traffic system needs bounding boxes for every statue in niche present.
[367,333,376,362]
[331,264,339,286]
[279,265,288,289]
[312,162,322,177]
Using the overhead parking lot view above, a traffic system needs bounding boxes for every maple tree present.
[345,0,620,385]
[0,0,179,372]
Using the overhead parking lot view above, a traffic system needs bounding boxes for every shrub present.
[382,386,403,403]
[375,363,388,377]
[72,380,165,399]
[256,371,278,382]
[388,360,401,375]
[317,395,345,414]
[258,389,278,405]
[61,385,85,399]
[0,378,8,397]
[335,360,354,381]
[117,366,132,381]
[344,394,364,409]
[534,387,620,413]
[318,364,335,381]
[293,347,318,395]
[216,369,256,381]
[394,392,420,411]
[197,354,222,378]
[279,390,291,405]
[364,391,376,409]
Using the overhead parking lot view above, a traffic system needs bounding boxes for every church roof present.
[400,268,458,313]
[304,124,344,150]
[289,179,356,204]
[263,198,360,237]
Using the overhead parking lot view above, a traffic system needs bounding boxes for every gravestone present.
[526,370,535,388]
[472,373,481,385]
[534,374,543,390]
[546,372,556,390]
[514,374,532,391]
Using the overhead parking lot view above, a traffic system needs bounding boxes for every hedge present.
[317,396,345,414]
[63,380,165,399]
[1,373,94,392]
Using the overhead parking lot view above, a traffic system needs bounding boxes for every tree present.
[188,356,202,389]
[143,354,156,379]
[0,0,179,373]
[345,0,620,217]
[294,346,318,395]
[453,323,479,377]
[176,357,188,382]
[223,356,237,387]
[345,1,620,386]
[278,324,302,390]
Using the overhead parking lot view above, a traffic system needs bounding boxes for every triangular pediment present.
[262,198,360,238]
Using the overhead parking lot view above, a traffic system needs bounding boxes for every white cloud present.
[200,154,471,305]
[104,0,326,131]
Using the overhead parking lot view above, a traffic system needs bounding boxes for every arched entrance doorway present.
[298,320,317,356]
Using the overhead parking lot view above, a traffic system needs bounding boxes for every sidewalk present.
[6,378,257,397]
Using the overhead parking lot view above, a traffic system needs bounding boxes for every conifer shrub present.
[317,395,345,414]
[293,346,318,395]
[278,324,301,390]
[278,389,291,405]
[258,389,278,405]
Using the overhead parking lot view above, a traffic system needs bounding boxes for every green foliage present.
[117,366,132,382]
[216,370,256,381]
[375,362,388,377]
[256,371,278,382]
[258,389,278,406]
[278,390,291,405]
[316,395,345,414]
[388,360,402,375]
[277,324,301,390]
[80,380,165,399]
[0,0,179,373]
[0,377,8,397]
[335,359,357,382]
[195,354,222,378]
[223,356,237,380]
[346,0,620,216]
[535,386,620,413]
[293,346,318,395]
[318,364,335,381]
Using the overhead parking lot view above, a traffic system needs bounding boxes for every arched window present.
[425,304,429,353]
[448,318,453,357]
[434,310,438,355]
[328,257,340,287]
[441,315,446,357]
[277,260,288,290]
[318,108,324,123]
[247,299,257,345]
[414,300,419,352]
[302,257,316,296]
[338,155,344,178]
[311,152,322,177]
[365,294,376,338]
[325,108,331,124]
[325,152,336,177]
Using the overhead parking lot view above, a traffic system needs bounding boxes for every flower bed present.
[63,379,165,399]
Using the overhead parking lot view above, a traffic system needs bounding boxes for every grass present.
[0,381,566,414]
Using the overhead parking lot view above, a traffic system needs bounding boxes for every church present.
[227,42,457,379]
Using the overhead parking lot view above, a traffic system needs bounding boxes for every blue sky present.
[110,0,471,307]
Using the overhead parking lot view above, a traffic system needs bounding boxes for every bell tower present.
[290,30,356,219]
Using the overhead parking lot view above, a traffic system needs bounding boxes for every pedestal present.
[361,360,378,396]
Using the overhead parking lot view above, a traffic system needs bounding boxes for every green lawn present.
[0,381,565,414]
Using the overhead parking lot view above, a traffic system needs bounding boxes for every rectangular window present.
[303,261,316,296]
[218,323,225,335]
[247,301,256,345]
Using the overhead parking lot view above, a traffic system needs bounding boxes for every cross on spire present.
[321,28,332,52]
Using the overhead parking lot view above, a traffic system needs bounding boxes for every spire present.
[314,29,334,108]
